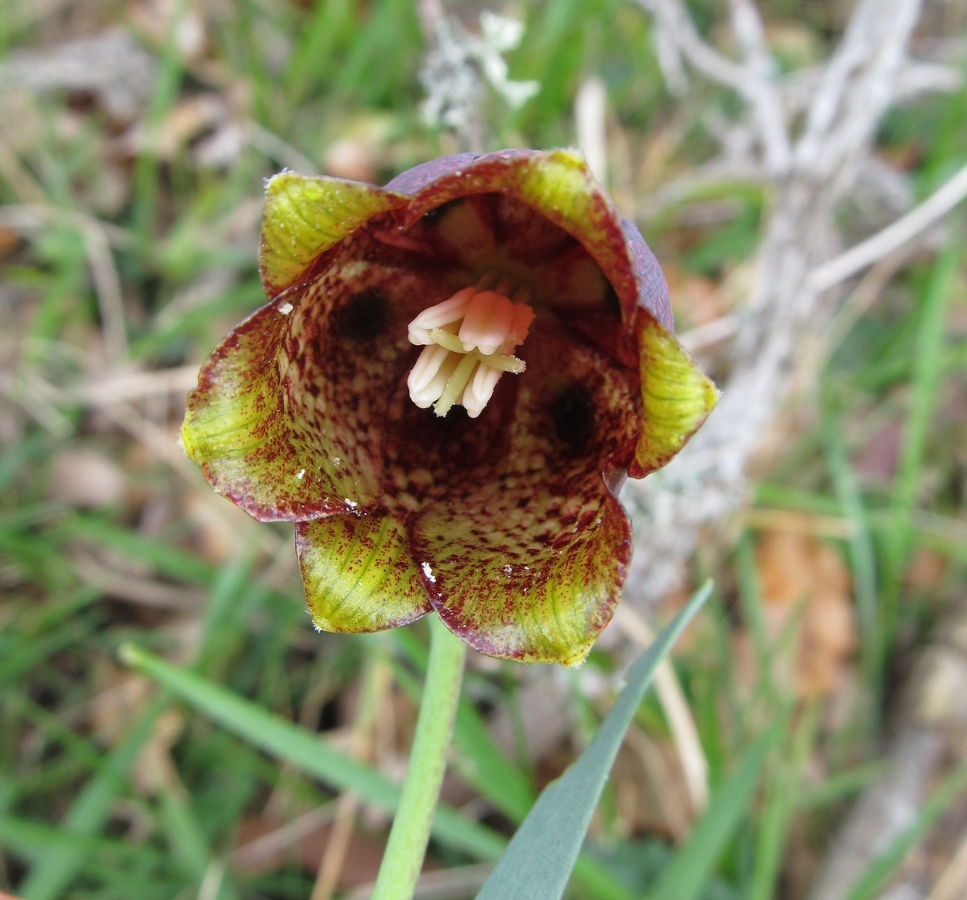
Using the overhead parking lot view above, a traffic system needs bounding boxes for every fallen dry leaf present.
[663,262,730,328]
[906,548,949,593]
[755,530,857,700]
[50,447,127,508]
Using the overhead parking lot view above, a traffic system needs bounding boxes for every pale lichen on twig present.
[416,1,537,153]
[621,0,963,602]
[618,2,967,893]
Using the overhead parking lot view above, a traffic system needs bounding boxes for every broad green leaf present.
[474,581,712,900]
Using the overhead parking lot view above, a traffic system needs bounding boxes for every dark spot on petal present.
[421,197,464,225]
[551,384,594,449]
[338,289,389,341]
[604,283,621,318]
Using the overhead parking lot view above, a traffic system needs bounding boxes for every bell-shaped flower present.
[181,149,717,665]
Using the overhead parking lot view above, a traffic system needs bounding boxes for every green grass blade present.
[18,697,166,900]
[883,243,960,634]
[844,760,967,900]
[647,717,782,900]
[0,432,49,494]
[748,705,819,900]
[0,815,170,866]
[822,411,881,694]
[474,581,712,900]
[59,514,217,585]
[120,642,507,863]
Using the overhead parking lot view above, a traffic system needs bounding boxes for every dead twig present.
[575,76,609,186]
[72,554,207,611]
[928,828,967,900]
[810,156,967,292]
[230,804,338,871]
[613,604,710,814]
[623,0,930,602]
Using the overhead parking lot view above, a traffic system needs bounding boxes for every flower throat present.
[406,282,534,418]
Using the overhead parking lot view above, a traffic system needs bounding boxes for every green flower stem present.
[371,615,467,900]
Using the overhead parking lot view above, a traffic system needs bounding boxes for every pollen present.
[407,285,534,418]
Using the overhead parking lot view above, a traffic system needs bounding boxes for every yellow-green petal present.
[260,172,407,298]
[297,513,430,633]
[631,313,719,478]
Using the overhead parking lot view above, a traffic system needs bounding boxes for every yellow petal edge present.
[510,149,638,306]
[260,172,407,297]
[634,314,719,475]
[298,514,431,633]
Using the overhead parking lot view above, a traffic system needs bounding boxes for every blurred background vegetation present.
[1,0,966,898]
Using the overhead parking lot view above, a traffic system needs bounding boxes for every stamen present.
[462,362,503,418]
[433,353,478,418]
[406,285,534,418]
[458,291,514,356]
[407,287,475,345]
[407,345,451,404]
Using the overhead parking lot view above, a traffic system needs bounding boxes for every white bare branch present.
[624,0,932,603]
[637,0,745,90]
[726,0,791,171]
[796,0,924,175]
[636,0,791,172]
[811,156,967,293]
[641,0,781,170]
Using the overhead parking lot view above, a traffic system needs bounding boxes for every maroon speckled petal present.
[384,153,478,196]
[182,212,467,521]
[408,324,641,665]
[260,172,408,300]
[622,219,673,333]
[181,297,348,522]
[183,148,718,665]
[298,512,431,632]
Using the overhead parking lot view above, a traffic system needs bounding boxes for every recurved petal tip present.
[630,313,719,478]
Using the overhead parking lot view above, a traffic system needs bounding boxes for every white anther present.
[462,363,503,418]
[500,304,536,354]
[407,345,452,407]
[458,290,515,356]
[407,287,475,345]
[406,285,533,417]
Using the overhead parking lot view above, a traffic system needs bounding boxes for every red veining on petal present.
[406,323,641,663]
[185,151,709,665]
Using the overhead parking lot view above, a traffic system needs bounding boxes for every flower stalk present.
[371,616,467,900]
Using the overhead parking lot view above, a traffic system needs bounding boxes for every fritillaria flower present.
[181,149,717,665]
